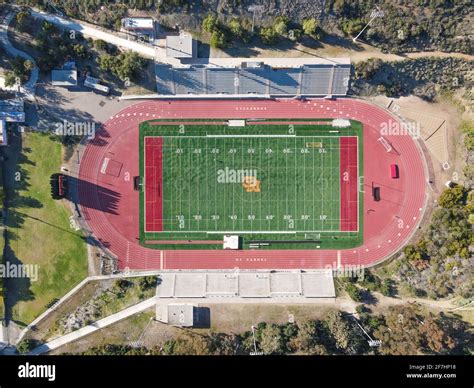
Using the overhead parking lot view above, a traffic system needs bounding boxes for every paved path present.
[0,12,38,99]
[29,297,158,355]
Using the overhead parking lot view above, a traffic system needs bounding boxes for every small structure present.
[84,76,109,95]
[166,33,194,59]
[0,119,7,146]
[51,69,77,87]
[156,304,195,327]
[121,17,155,40]
[223,235,240,250]
[228,119,246,127]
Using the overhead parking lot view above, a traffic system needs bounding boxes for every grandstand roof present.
[154,61,351,97]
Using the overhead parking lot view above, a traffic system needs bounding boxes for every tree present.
[167,334,211,355]
[345,282,363,302]
[115,278,131,291]
[16,10,30,32]
[94,39,108,51]
[325,311,352,351]
[228,18,241,37]
[289,320,321,354]
[273,16,288,37]
[202,14,217,33]
[23,60,35,72]
[97,53,115,72]
[438,185,467,209]
[260,26,278,45]
[72,44,89,58]
[374,305,424,355]
[420,314,455,354]
[302,18,318,37]
[138,276,157,291]
[341,19,365,37]
[210,30,227,48]
[17,339,43,354]
[4,71,17,87]
[258,324,287,354]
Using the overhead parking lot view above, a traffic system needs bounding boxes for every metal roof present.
[51,70,77,86]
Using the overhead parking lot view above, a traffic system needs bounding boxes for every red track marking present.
[78,99,427,270]
[339,136,358,231]
[145,137,163,232]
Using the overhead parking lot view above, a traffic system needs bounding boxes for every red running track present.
[144,137,163,232]
[77,98,427,270]
[339,136,358,232]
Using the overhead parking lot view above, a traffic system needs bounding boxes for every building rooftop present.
[155,61,351,96]
[156,270,335,299]
[122,17,154,30]
[166,34,194,58]
[51,69,77,86]
[156,304,195,327]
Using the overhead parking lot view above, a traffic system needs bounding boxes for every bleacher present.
[154,62,351,97]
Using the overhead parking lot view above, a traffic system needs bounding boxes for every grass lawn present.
[9,132,87,324]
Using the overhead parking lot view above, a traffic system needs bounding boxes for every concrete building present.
[166,33,195,59]
[156,304,196,327]
[51,69,78,87]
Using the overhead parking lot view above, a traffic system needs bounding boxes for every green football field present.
[140,119,363,250]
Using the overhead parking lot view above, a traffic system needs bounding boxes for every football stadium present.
[77,61,427,270]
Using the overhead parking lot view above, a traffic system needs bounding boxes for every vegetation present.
[97,51,146,81]
[201,14,228,48]
[354,58,473,101]
[12,0,471,53]
[302,18,319,39]
[327,0,472,53]
[16,338,43,354]
[46,276,158,339]
[397,184,473,299]
[77,304,471,355]
[3,56,33,86]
